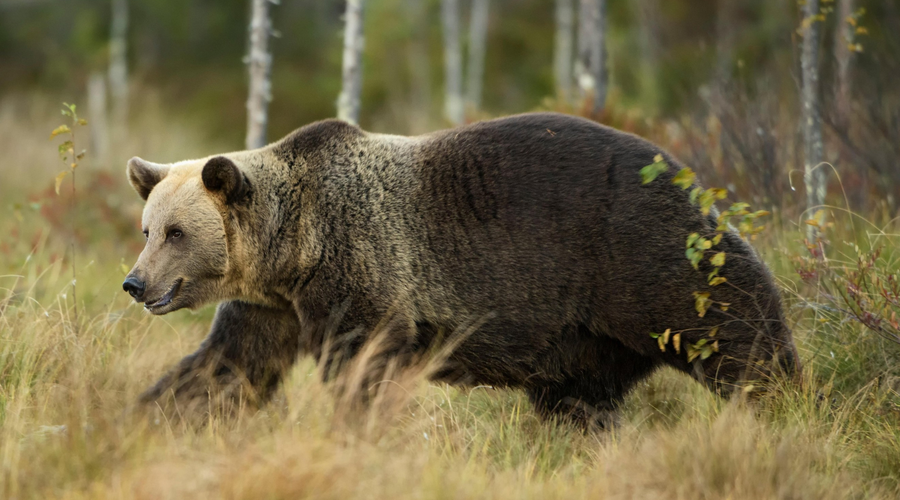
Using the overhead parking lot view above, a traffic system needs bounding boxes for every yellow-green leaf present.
[54,171,68,195]
[728,202,750,213]
[698,190,717,215]
[693,292,712,318]
[50,124,71,139]
[686,233,700,249]
[639,159,668,185]
[672,168,696,190]
[710,252,726,267]
[709,276,727,286]
[687,347,701,363]
[58,140,73,159]
[672,333,681,354]
[712,233,723,246]
[689,187,702,204]
[77,118,88,126]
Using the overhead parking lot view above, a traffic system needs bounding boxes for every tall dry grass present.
[1,93,899,499]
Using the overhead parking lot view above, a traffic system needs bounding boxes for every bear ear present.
[127,157,170,201]
[202,156,250,204]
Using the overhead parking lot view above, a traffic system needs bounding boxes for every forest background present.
[1,0,900,498]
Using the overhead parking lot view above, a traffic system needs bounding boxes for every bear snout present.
[123,276,146,301]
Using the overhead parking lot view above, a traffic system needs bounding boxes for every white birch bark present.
[833,0,856,131]
[441,0,464,125]
[575,0,594,102]
[554,0,574,104]
[633,0,661,109]
[87,72,110,166]
[576,0,608,113]
[465,0,489,113]
[109,0,128,130]
[406,0,432,133]
[801,0,825,239]
[246,0,276,150]
[592,0,608,113]
[337,0,365,125]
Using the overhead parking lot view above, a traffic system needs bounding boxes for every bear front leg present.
[139,300,301,414]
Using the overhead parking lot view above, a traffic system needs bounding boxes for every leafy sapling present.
[50,102,88,331]
[643,155,771,365]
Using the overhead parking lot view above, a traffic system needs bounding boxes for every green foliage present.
[685,336,718,363]
[643,156,770,294]
[639,154,667,184]
[641,155,764,372]
[51,103,87,195]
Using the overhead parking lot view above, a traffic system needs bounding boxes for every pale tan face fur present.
[125,157,236,315]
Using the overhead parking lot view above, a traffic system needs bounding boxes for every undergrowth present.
[1,94,899,499]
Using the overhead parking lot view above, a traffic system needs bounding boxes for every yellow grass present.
[1,93,898,499]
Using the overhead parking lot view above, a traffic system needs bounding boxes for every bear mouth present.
[144,278,183,312]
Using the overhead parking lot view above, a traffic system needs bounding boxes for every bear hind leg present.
[527,333,659,429]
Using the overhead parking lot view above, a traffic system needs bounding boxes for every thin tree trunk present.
[576,0,608,113]
[833,0,856,132]
[337,0,365,125]
[246,0,275,149]
[406,0,432,133]
[554,0,574,104]
[633,0,661,110]
[801,0,825,239]
[593,0,608,113]
[465,0,489,113]
[87,72,110,166]
[714,0,741,82]
[109,0,128,131]
[441,0,464,125]
[576,0,594,104]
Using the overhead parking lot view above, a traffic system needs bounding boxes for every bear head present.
[123,155,252,314]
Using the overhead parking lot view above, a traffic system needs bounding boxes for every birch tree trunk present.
[441,0,464,125]
[406,0,432,133]
[554,0,574,104]
[337,0,365,125]
[88,72,110,166]
[714,0,741,82]
[575,0,594,104]
[576,0,608,113]
[109,0,128,131]
[633,0,661,110]
[592,0,608,113]
[801,0,825,239]
[465,0,489,113]
[246,0,275,150]
[833,0,856,132]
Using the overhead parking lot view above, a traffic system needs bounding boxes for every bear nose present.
[123,276,146,300]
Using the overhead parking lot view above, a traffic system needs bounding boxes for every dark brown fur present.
[130,113,799,424]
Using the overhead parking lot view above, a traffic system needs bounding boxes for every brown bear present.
[123,112,798,424]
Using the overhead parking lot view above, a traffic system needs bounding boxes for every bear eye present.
[142,230,149,240]
[167,229,183,241]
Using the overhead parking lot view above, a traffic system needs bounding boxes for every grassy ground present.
[1,95,899,499]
